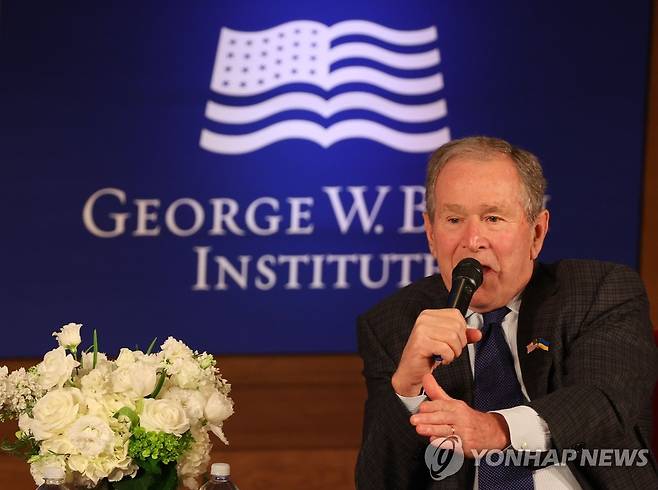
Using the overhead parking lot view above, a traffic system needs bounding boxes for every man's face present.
[424,156,549,312]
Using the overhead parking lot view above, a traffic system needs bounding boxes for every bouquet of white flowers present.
[0,323,234,489]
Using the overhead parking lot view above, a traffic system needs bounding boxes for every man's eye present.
[485,215,502,223]
[447,217,460,224]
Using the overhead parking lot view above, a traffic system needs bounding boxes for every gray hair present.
[425,136,547,222]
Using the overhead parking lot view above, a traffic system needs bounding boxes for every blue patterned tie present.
[473,307,534,490]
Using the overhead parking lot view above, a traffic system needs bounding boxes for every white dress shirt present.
[397,297,581,489]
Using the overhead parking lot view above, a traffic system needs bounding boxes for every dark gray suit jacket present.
[356,260,658,489]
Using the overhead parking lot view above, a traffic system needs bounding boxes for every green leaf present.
[145,337,158,355]
[93,329,99,368]
[0,434,39,459]
[160,463,179,490]
[111,470,156,490]
[109,464,179,490]
[147,369,166,399]
[136,457,161,475]
[113,407,139,430]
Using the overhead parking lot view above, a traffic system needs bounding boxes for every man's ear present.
[530,209,549,260]
[423,213,436,256]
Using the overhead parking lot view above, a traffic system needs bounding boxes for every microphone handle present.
[447,277,474,316]
[434,278,476,364]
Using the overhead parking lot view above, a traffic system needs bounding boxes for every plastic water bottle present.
[36,466,70,489]
[199,462,239,489]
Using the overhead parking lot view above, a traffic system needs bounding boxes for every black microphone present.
[434,258,483,364]
[447,258,483,316]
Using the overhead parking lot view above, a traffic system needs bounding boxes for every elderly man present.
[355,136,657,489]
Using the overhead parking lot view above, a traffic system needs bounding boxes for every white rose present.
[204,392,233,425]
[115,348,138,367]
[111,362,158,399]
[37,347,79,389]
[162,387,206,422]
[23,388,82,440]
[133,350,161,365]
[65,414,115,457]
[52,323,82,350]
[204,392,233,444]
[139,398,190,435]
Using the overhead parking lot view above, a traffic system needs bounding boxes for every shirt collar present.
[466,292,522,319]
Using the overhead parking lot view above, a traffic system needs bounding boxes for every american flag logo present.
[199,20,450,155]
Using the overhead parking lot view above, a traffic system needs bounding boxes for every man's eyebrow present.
[440,204,467,213]
[439,203,511,213]
[480,204,509,213]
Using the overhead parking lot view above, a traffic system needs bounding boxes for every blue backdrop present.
[0,1,651,356]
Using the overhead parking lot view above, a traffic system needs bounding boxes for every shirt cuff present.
[396,393,427,414]
[492,405,551,451]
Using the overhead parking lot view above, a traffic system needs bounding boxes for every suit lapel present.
[517,263,558,401]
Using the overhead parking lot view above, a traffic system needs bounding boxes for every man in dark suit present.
[356,136,657,489]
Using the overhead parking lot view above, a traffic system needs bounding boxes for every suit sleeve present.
[528,264,657,459]
[355,313,429,489]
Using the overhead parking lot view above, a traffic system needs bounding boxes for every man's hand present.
[391,309,482,396]
[409,373,510,457]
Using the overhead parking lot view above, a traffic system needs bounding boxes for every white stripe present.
[199,120,450,154]
[212,67,443,97]
[328,43,440,69]
[326,67,443,95]
[329,21,437,45]
[205,93,447,124]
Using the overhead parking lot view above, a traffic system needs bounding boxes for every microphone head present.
[451,258,483,289]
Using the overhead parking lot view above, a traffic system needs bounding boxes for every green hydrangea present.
[128,427,192,465]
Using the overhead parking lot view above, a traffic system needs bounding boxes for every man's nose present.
[461,219,488,252]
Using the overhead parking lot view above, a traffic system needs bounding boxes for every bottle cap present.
[43,466,65,479]
[210,462,230,476]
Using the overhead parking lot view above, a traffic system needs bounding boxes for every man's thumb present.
[422,373,452,401]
